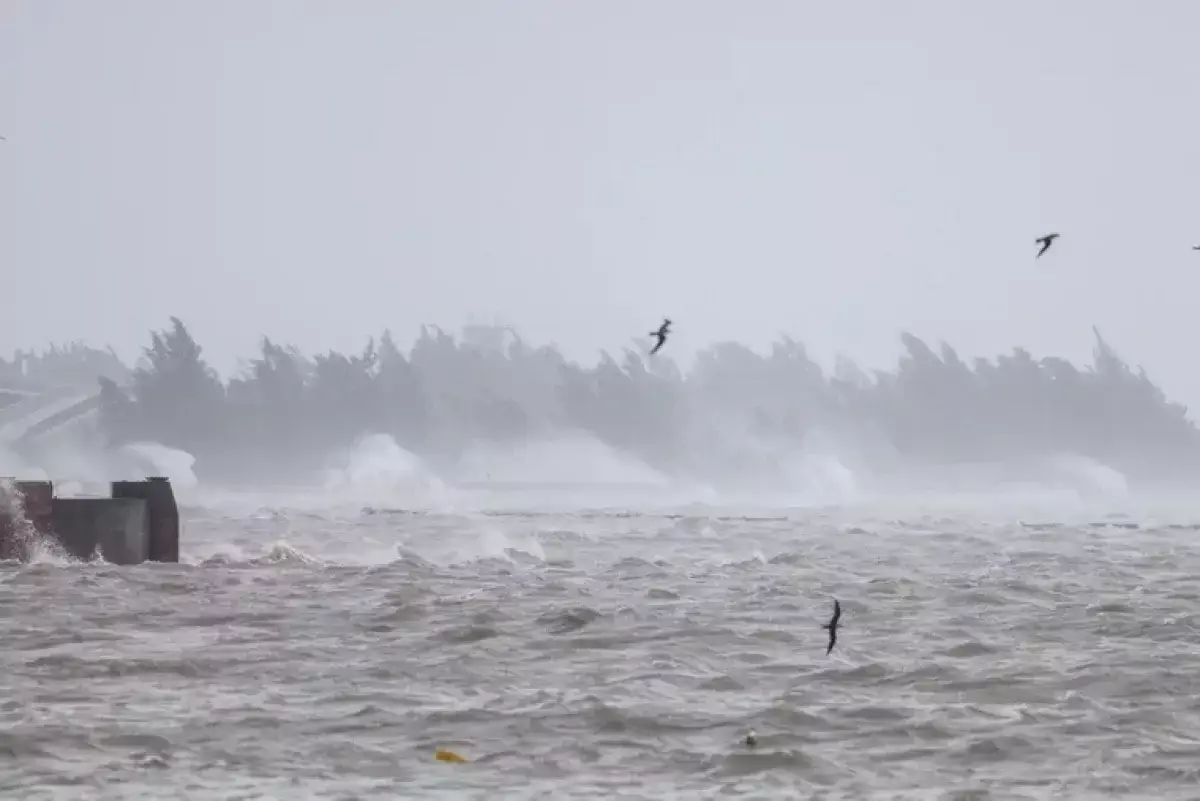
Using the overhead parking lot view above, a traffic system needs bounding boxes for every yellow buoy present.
[435,748,468,763]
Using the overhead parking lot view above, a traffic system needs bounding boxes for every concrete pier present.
[112,477,179,562]
[0,478,180,565]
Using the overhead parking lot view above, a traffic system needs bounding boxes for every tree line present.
[72,317,1199,486]
[0,341,128,394]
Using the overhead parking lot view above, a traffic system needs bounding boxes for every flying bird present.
[1192,245,1200,251]
[1035,233,1059,258]
[822,599,841,655]
[648,318,672,356]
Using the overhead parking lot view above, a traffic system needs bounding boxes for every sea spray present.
[118,442,200,490]
[0,478,67,562]
[1048,454,1130,502]
[453,432,669,487]
[322,433,448,506]
[0,478,32,560]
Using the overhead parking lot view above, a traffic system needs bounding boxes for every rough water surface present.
[3,495,1200,800]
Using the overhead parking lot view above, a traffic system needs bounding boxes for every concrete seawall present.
[0,478,180,565]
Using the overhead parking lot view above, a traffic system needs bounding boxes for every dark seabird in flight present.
[649,318,672,355]
[822,599,841,655]
[1035,233,1059,258]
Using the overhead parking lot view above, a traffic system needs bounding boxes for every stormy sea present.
[4,327,1200,799]
[3,440,1200,801]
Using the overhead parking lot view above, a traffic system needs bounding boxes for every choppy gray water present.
[4,493,1200,800]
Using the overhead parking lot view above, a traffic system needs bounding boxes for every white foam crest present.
[453,431,669,487]
[321,433,451,508]
[254,540,322,566]
[7,420,112,486]
[0,413,201,495]
[442,524,546,566]
[118,442,200,490]
[777,449,860,504]
[389,513,546,567]
[0,478,75,565]
[1048,454,1129,501]
[23,536,81,566]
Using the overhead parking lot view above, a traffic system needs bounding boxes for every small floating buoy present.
[435,748,468,763]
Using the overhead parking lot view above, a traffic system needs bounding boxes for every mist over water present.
[4,320,1195,510]
[4,324,1198,544]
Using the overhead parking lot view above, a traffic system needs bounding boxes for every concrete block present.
[111,477,179,562]
[50,497,149,564]
[0,477,179,565]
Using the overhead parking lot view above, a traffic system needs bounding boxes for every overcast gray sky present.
[2,2,1199,404]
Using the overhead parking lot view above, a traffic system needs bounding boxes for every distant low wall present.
[0,478,179,565]
[51,497,149,564]
[112,478,179,562]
